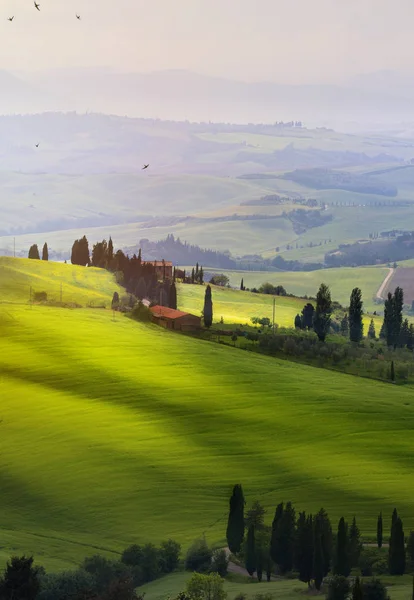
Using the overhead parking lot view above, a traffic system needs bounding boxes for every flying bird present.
[8,16,14,21]
[35,143,39,148]
[76,14,81,20]
[142,164,149,170]
[34,1,40,10]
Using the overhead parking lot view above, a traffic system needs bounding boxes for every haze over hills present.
[3,68,414,126]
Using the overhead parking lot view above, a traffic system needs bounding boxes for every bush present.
[33,291,47,302]
[121,545,143,567]
[372,558,389,575]
[327,575,350,600]
[233,594,247,600]
[211,549,228,577]
[186,573,226,600]
[185,539,212,573]
[131,301,152,322]
[159,539,181,573]
[361,579,390,600]
[37,570,95,600]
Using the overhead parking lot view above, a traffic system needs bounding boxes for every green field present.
[194,267,388,313]
[1,258,414,571]
[138,571,414,600]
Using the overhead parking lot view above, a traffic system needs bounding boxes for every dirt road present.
[376,268,394,300]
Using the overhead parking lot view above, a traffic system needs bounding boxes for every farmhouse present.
[150,305,201,332]
[142,260,173,280]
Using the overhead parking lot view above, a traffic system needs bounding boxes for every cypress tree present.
[391,360,395,382]
[335,517,350,577]
[406,532,414,572]
[111,291,120,309]
[340,314,349,337]
[377,512,383,549]
[302,303,315,330]
[199,266,204,284]
[313,283,332,342]
[42,242,48,261]
[270,502,284,566]
[191,268,195,284]
[226,484,245,554]
[108,237,114,264]
[169,283,177,310]
[295,314,302,329]
[313,517,324,590]
[28,244,40,260]
[295,512,313,585]
[349,516,362,567]
[393,287,404,348]
[240,278,244,291]
[392,508,398,526]
[245,525,256,577]
[368,319,376,339]
[203,285,213,328]
[352,576,363,600]
[349,287,363,342]
[275,501,296,574]
[316,508,333,577]
[389,516,406,575]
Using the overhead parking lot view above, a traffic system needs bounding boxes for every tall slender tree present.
[203,285,213,328]
[335,517,350,577]
[169,282,177,310]
[389,516,406,575]
[313,518,324,590]
[295,512,313,586]
[41,242,48,261]
[349,516,362,567]
[270,503,284,566]
[377,512,383,549]
[302,303,315,330]
[349,288,363,343]
[245,525,256,577]
[274,501,296,574]
[368,319,376,339]
[352,576,363,600]
[240,278,244,291]
[313,284,332,342]
[226,484,245,554]
[316,508,333,577]
[28,244,40,260]
[107,236,114,264]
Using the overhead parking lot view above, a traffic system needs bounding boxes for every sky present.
[1,0,413,83]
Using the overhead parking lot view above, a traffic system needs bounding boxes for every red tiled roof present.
[150,305,194,320]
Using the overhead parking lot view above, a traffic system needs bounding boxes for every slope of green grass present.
[0,259,413,571]
[0,256,122,305]
[180,266,387,315]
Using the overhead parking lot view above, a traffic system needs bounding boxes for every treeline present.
[283,208,332,234]
[27,243,49,261]
[127,235,237,270]
[325,233,414,268]
[280,168,398,197]
[0,539,180,600]
[226,485,410,589]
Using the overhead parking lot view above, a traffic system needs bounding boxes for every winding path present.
[376,268,395,301]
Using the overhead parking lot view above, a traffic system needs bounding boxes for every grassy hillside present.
[192,267,387,313]
[0,259,413,571]
[0,256,122,306]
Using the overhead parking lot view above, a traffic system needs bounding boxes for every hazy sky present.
[1,0,413,83]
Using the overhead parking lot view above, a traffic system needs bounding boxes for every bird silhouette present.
[35,143,39,148]
[8,16,14,21]
[142,164,149,170]
[34,1,40,10]
[76,14,81,20]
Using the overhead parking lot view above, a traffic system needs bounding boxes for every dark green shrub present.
[211,549,228,577]
[185,539,212,572]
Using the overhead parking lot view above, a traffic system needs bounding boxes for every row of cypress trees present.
[28,243,48,261]
[226,485,408,587]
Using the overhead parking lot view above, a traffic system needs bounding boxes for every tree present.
[335,517,350,577]
[111,292,120,310]
[0,556,41,600]
[191,268,195,284]
[302,303,315,330]
[390,360,395,382]
[240,278,245,291]
[226,484,245,554]
[272,501,295,574]
[349,288,363,343]
[185,539,212,573]
[108,237,114,264]
[203,285,213,328]
[71,236,90,266]
[169,283,177,310]
[352,576,363,600]
[209,274,229,287]
[159,539,181,573]
[313,283,332,342]
[186,573,226,600]
[406,531,414,572]
[245,525,256,577]
[135,278,147,300]
[255,530,270,582]
[28,244,40,260]
[377,513,383,549]
[340,314,349,337]
[389,516,406,575]
[42,243,48,261]
[295,512,313,585]
[270,502,284,566]
[361,579,389,600]
[313,517,324,590]
[245,500,266,530]
[327,576,350,600]
[199,267,204,284]
[315,508,333,577]
[349,516,362,567]
[295,314,302,329]
[383,288,404,348]
[368,319,376,340]
[211,550,228,578]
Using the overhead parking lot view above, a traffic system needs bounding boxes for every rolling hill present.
[1,258,414,572]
